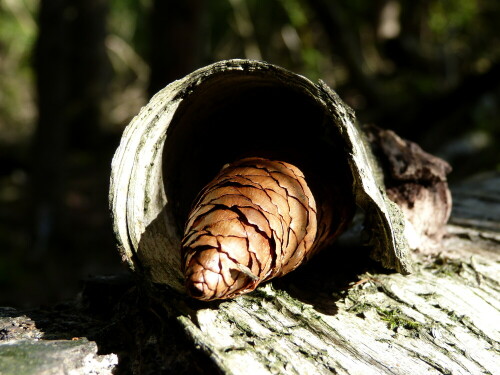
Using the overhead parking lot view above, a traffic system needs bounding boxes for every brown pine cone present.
[181,157,353,300]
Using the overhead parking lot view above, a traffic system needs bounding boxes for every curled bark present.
[110,59,412,295]
[182,157,353,300]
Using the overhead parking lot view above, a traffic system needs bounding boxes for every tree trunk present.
[31,0,70,258]
[147,0,205,97]
[30,0,109,296]
[106,60,498,372]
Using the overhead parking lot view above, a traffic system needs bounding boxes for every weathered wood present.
[0,174,499,374]
[0,308,118,375]
[365,125,453,250]
[158,173,500,375]
[449,172,500,233]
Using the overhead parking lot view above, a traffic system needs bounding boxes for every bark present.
[365,125,453,250]
[110,60,412,296]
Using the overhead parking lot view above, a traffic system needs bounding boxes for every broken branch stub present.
[109,59,412,298]
[364,125,453,250]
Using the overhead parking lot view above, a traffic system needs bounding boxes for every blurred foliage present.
[0,0,499,306]
[0,0,37,145]
[109,0,150,51]
[428,0,478,41]
[1,0,499,145]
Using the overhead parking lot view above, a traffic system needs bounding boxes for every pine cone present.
[181,157,352,300]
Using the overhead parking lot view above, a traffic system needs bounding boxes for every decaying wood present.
[1,175,499,374]
[0,308,118,375]
[365,125,453,250]
[181,157,354,300]
[159,173,500,375]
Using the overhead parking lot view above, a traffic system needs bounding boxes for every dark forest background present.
[1,0,499,307]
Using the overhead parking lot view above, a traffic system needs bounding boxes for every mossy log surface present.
[0,307,118,375]
[171,207,499,374]
[1,173,499,374]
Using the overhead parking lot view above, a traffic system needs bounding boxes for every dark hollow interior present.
[163,71,353,235]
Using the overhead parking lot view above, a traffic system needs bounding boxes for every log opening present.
[163,71,354,236]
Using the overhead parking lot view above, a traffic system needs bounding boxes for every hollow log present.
[105,60,498,373]
[109,59,412,296]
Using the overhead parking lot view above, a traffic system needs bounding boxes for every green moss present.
[346,301,372,316]
[344,291,421,332]
[375,307,421,331]
[426,255,465,278]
